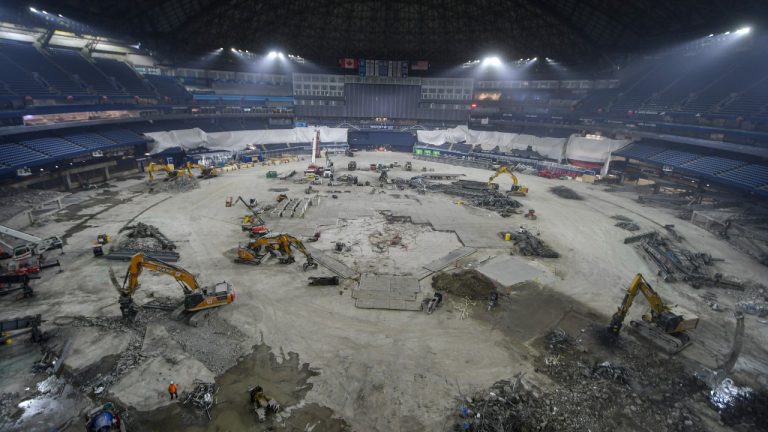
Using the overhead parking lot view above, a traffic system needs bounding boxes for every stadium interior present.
[0,1,767,431]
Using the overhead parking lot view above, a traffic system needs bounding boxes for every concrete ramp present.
[415,246,476,279]
[353,274,422,311]
[307,247,359,280]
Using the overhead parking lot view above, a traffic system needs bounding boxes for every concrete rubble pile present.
[146,175,199,193]
[114,222,176,253]
[549,185,584,200]
[432,270,497,300]
[735,283,768,317]
[456,327,713,431]
[0,187,64,221]
[502,228,560,258]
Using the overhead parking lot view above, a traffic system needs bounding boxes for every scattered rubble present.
[0,187,64,221]
[115,222,176,252]
[736,283,768,317]
[501,228,559,258]
[612,215,640,231]
[549,185,583,200]
[432,270,497,300]
[145,175,199,193]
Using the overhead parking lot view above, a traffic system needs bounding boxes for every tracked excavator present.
[235,234,318,270]
[608,273,699,354]
[186,162,219,179]
[147,162,192,181]
[111,252,235,321]
[234,196,269,238]
[487,166,528,196]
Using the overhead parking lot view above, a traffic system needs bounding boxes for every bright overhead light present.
[277,52,284,58]
[724,31,731,35]
[58,14,63,17]
[267,51,278,59]
[707,33,714,37]
[735,27,751,35]
[230,47,236,52]
[532,57,538,61]
[482,56,502,67]
[29,7,38,12]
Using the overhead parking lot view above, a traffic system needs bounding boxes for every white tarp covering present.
[145,127,348,153]
[416,125,566,160]
[565,136,630,163]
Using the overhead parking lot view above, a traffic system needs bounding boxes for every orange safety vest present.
[168,383,177,394]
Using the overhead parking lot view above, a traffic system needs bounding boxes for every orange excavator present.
[235,234,318,271]
[111,252,235,321]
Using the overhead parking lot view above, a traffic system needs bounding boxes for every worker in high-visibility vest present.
[168,381,178,400]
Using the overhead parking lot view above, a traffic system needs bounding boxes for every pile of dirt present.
[432,270,497,299]
[115,222,175,252]
[549,185,583,200]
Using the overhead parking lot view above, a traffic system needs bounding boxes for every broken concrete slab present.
[63,327,132,373]
[476,255,555,287]
[353,274,422,311]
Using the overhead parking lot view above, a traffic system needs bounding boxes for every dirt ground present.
[1,151,767,431]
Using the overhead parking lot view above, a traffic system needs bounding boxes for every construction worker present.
[168,381,178,400]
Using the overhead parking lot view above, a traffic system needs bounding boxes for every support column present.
[64,173,72,191]
[104,166,110,180]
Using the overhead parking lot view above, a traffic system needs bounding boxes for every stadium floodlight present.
[708,34,714,37]
[277,52,284,58]
[532,57,538,61]
[58,14,63,17]
[724,31,731,35]
[29,7,37,12]
[482,56,502,67]
[267,51,278,59]
[230,47,236,52]
[735,27,751,35]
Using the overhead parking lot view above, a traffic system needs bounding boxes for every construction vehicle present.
[0,274,35,298]
[266,170,278,178]
[249,385,280,422]
[608,273,699,354]
[186,162,219,179]
[235,234,318,270]
[233,197,269,237]
[404,161,412,171]
[487,166,528,196]
[92,234,111,257]
[0,224,63,257]
[0,314,43,344]
[85,402,126,432]
[345,148,354,157]
[112,252,235,321]
[147,162,192,181]
[348,161,357,171]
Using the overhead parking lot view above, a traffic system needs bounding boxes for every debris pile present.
[736,283,768,317]
[0,187,64,221]
[549,185,583,200]
[612,215,640,231]
[117,222,176,252]
[146,175,199,193]
[183,381,219,420]
[501,228,559,258]
[432,270,496,300]
[454,327,713,431]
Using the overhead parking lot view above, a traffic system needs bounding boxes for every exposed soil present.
[549,185,584,200]
[432,270,498,300]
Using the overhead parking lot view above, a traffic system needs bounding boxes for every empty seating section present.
[649,150,701,166]
[0,143,49,167]
[21,137,88,157]
[680,156,746,175]
[717,164,768,188]
[94,58,154,97]
[97,129,145,145]
[0,41,86,96]
[0,56,52,97]
[63,133,117,149]
[48,48,123,96]
[449,143,473,153]
[613,144,666,160]
[145,75,191,100]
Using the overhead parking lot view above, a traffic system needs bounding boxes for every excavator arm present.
[120,252,201,297]
[609,274,665,334]
[488,166,528,195]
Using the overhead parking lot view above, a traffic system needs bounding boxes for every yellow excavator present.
[186,162,219,179]
[487,166,528,196]
[112,252,235,321]
[147,162,192,181]
[608,273,699,354]
[235,234,318,271]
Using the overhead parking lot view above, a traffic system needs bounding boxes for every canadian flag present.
[339,58,358,69]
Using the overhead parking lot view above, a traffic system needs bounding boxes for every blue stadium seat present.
[680,156,746,175]
[62,133,117,149]
[48,48,124,96]
[96,129,146,145]
[649,150,701,166]
[0,40,87,96]
[612,144,666,160]
[717,164,768,188]
[145,75,191,101]
[94,58,154,97]
[0,143,50,167]
[20,137,89,158]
